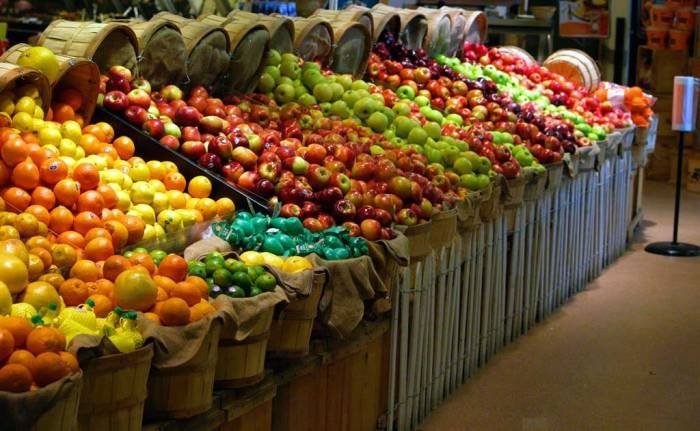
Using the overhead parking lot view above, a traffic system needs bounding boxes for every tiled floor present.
[419,180,700,431]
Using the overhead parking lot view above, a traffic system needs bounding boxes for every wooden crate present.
[637,47,688,94]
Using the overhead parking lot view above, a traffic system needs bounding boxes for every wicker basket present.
[151,12,231,89]
[130,20,188,89]
[37,20,138,74]
[229,11,295,54]
[267,273,325,358]
[78,345,153,431]
[198,14,270,93]
[144,319,222,420]
[215,307,273,389]
[0,61,52,113]
[31,372,83,431]
[1,44,99,123]
[290,16,335,66]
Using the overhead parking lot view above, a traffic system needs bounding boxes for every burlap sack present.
[212,286,288,341]
[0,372,82,431]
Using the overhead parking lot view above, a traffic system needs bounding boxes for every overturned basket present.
[151,12,231,90]
[37,20,138,74]
[229,10,295,55]
[373,4,427,50]
[290,16,335,67]
[324,18,372,78]
[198,14,270,94]
[1,44,99,123]
[361,4,401,43]
[312,8,374,41]
[0,62,52,113]
[417,7,452,57]
[130,20,188,89]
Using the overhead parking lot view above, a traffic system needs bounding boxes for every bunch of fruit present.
[212,211,369,258]
[0,84,45,132]
[189,251,277,299]
[0,314,80,392]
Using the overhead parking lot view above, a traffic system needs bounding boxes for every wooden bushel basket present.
[523,169,548,202]
[78,345,153,431]
[546,160,565,190]
[402,221,433,259]
[480,179,504,222]
[1,44,99,123]
[37,20,138,74]
[543,49,601,92]
[198,14,270,93]
[290,17,335,66]
[145,320,222,419]
[363,4,401,42]
[502,176,527,208]
[130,20,188,89]
[151,12,231,89]
[312,8,374,41]
[215,307,274,388]
[416,7,452,56]
[430,209,458,250]
[27,373,83,431]
[267,273,325,357]
[0,61,52,113]
[228,11,295,54]
[328,21,372,78]
[461,10,488,44]
[372,4,427,50]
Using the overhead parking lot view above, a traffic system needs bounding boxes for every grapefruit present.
[113,268,157,311]
[17,47,59,82]
[0,253,28,294]
[21,281,60,311]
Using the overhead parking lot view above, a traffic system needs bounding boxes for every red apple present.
[181,140,206,160]
[159,135,180,150]
[360,219,382,240]
[103,91,128,111]
[127,89,151,109]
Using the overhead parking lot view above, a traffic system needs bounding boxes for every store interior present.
[0,0,697,430]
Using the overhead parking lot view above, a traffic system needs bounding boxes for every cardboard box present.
[687,157,700,193]
[637,47,689,93]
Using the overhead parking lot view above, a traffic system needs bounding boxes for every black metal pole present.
[672,133,684,244]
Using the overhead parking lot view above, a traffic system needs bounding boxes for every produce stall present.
[0,5,658,431]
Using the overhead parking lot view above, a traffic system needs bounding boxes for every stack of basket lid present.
[228,10,295,54]
[543,49,601,92]
[151,12,230,89]
[1,43,99,123]
[129,19,188,89]
[371,4,427,50]
[37,20,139,74]
[198,14,270,93]
[310,9,372,78]
[289,16,335,67]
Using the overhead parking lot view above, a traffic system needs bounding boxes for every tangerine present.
[38,273,65,290]
[76,190,105,214]
[143,312,161,324]
[0,316,31,348]
[158,255,188,282]
[0,160,11,186]
[158,297,190,326]
[26,327,65,355]
[33,352,69,387]
[83,237,114,262]
[11,158,40,190]
[122,215,145,244]
[163,172,186,192]
[112,136,135,160]
[102,255,131,281]
[52,103,75,124]
[86,293,112,317]
[153,275,177,295]
[30,247,52,269]
[7,349,37,377]
[1,137,29,167]
[103,220,128,249]
[91,279,114,297]
[78,134,100,156]
[189,305,204,322]
[51,244,77,270]
[39,158,68,185]
[96,185,117,209]
[186,276,209,299]
[13,212,40,237]
[73,211,102,235]
[0,363,33,392]
[58,278,88,306]
[171,281,201,306]
[72,163,99,191]
[25,205,50,225]
[3,187,31,211]
[0,328,14,361]
[48,206,73,233]
[57,231,85,249]
[69,259,100,282]
[53,179,81,207]
[58,351,79,373]
[128,253,156,275]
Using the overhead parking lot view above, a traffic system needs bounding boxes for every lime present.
[188,261,207,278]
[150,249,167,265]
[205,256,225,275]
[205,277,215,287]
[212,268,233,288]
[132,247,149,255]
[123,250,134,259]
[224,258,246,274]
[231,271,251,290]
[226,286,246,298]
[255,273,276,292]
[207,251,224,261]
[209,284,223,298]
[249,286,263,297]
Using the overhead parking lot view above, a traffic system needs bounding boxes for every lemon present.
[149,179,166,193]
[142,224,156,242]
[116,190,132,212]
[39,127,62,147]
[33,105,44,119]
[152,192,170,214]
[239,251,265,266]
[32,118,44,132]
[17,46,60,82]
[0,91,14,115]
[282,256,313,273]
[0,281,12,315]
[60,120,82,143]
[11,302,37,318]
[131,181,155,205]
[261,252,284,268]
[15,96,36,114]
[129,163,150,181]
[132,204,156,225]
[157,209,183,233]
[12,111,33,132]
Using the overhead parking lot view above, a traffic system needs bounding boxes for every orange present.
[91,279,114,297]
[38,273,65,290]
[58,278,88,306]
[0,328,14,361]
[26,327,65,356]
[103,220,128,250]
[34,352,69,387]
[186,276,209,299]
[83,237,114,262]
[87,293,112,317]
[13,212,40,237]
[58,351,79,373]
[73,211,102,235]
[171,281,201,307]
[84,227,111,243]
[72,163,100,191]
[100,145,119,162]
[27,254,45,281]
[158,255,188,282]
[51,243,77,270]
[153,275,177,295]
[113,268,157,311]
[128,253,155,275]
[2,137,29,167]
[21,133,39,146]
[39,158,68,186]
[30,247,52,269]
[96,123,114,143]
[0,363,33,392]
[96,185,117,209]
[189,305,204,322]
[163,172,186,192]
[3,187,31,212]
[216,197,235,218]
[7,349,37,377]
[122,215,145,245]
[56,87,82,111]
[76,190,105,214]
[102,255,131,281]
[53,179,81,207]
[25,205,50,225]
[158,297,191,326]
[155,286,168,302]
[52,103,75,123]
[188,176,212,198]
[11,158,40,190]
[74,114,84,128]
[49,206,74,233]
[0,160,11,186]
[143,312,161,324]
[112,136,135,160]
[81,125,105,142]
[196,198,217,221]
[27,144,49,166]
[69,259,100,282]
[78,134,101,155]
[57,231,85,249]
[0,316,32,348]
[31,186,56,210]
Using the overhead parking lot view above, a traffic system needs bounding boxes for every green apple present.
[319,102,332,117]
[419,106,432,117]
[367,112,389,132]
[302,60,320,72]
[354,89,370,100]
[383,129,396,140]
[331,100,350,118]
[393,116,417,138]
[281,52,299,64]
[425,109,443,124]
[278,76,294,87]
[267,49,282,66]
[445,113,463,126]
[275,83,296,104]
[414,95,430,107]
[425,147,443,164]
[391,137,406,147]
[264,66,281,83]
[313,83,334,103]
[258,73,275,92]
[350,80,369,91]
[441,145,460,165]
[294,84,308,98]
[280,61,300,79]
[476,156,491,174]
[371,93,385,105]
[396,85,415,100]
[164,122,181,138]
[407,127,428,146]
[464,151,480,167]
[423,122,442,140]
[336,74,353,90]
[342,90,360,108]
[453,157,473,175]
[302,69,324,88]
[298,93,317,107]
[459,173,479,190]
[353,96,378,119]
[330,83,344,101]
[380,107,395,125]
[476,174,491,190]
[392,102,411,116]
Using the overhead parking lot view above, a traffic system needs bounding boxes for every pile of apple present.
[461,43,632,131]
